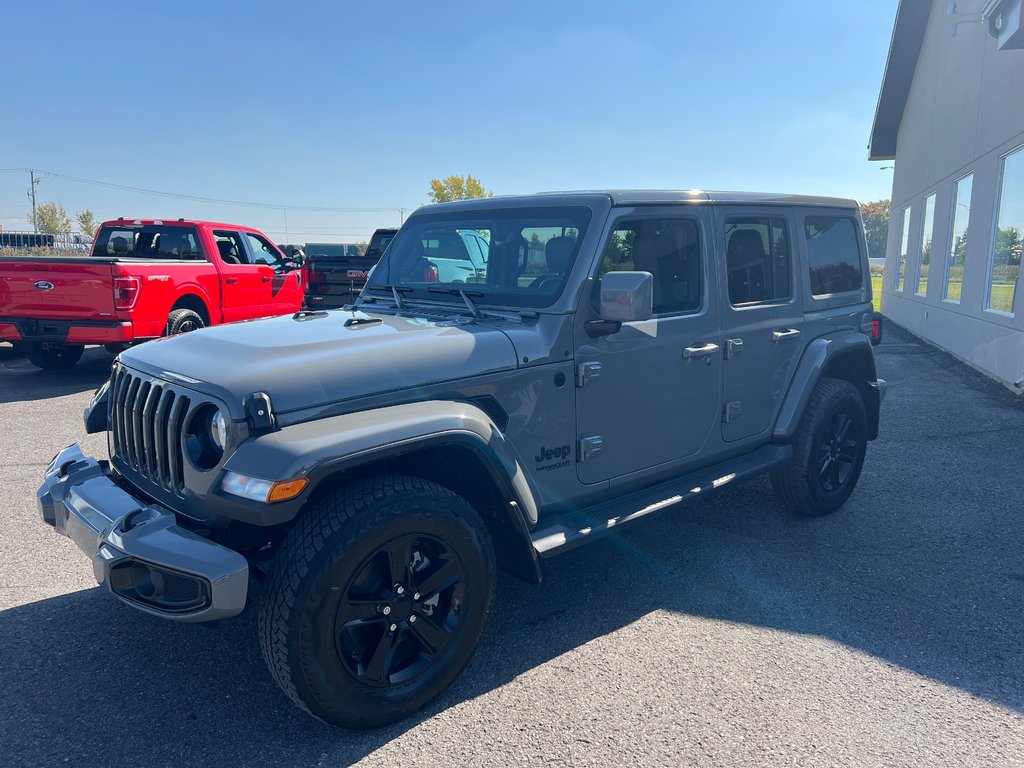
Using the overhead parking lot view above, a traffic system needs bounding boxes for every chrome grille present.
[110,368,192,495]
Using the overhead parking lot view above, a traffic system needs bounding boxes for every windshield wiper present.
[428,287,485,318]
[365,284,413,309]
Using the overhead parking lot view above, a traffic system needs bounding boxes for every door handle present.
[682,342,720,359]
[225,277,238,284]
[772,328,802,342]
[262,276,272,283]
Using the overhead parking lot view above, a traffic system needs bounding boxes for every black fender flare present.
[773,331,881,441]
[224,400,542,582]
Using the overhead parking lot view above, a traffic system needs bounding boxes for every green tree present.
[996,226,1022,266]
[428,174,493,203]
[29,201,72,234]
[75,209,98,238]
[859,199,891,262]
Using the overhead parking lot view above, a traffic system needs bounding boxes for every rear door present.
[242,231,303,316]
[716,206,804,442]
[212,230,265,322]
[574,207,722,484]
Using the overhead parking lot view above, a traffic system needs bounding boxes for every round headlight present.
[210,409,228,451]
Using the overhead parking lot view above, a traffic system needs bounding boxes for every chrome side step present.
[530,444,791,557]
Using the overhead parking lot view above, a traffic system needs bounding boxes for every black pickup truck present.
[304,227,397,309]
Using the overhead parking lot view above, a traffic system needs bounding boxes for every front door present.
[243,231,303,316]
[716,207,804,442]
[575,208,722,485]
[213,230,266,322]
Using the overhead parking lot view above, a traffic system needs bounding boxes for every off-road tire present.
[26,342,84,370]
[165,308,205,336]
[770,377,867,516]
[258,475,495,729]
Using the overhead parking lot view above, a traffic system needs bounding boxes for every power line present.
[0,168,416,214]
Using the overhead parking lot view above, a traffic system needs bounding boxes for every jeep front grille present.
[110,368,192,496]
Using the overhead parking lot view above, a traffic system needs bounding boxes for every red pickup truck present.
[0,218,304,369]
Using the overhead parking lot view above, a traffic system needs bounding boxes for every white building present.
[870,0,1024,389]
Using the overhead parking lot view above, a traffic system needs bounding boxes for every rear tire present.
[259,475,495,729]
[165,308,205,336]
[770,377,868,516]
[26,343,84,370]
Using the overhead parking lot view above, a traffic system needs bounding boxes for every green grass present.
[872,275,884,312]
[870,275,1016,312]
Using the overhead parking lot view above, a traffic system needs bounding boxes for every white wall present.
[882,0,1024,389]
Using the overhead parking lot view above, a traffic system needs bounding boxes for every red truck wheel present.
[166,309,206,336]
[26,343,85,370]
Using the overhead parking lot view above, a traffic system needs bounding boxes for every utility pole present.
[27,170,39,233]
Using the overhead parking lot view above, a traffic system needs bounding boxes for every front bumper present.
[38,444,248,622]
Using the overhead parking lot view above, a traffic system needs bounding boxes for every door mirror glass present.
[599,271,654,322]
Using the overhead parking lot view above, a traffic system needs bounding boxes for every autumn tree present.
[75,209,98,238]
[428,174,493,203]
[859,199,891,262]
[28,201,72,234]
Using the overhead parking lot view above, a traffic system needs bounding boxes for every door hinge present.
[725,338,743,359]
[578,436,604,462]
[723,401,742,423]
[576,361,602,388]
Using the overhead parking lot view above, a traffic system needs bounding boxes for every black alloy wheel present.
[816,410,859,492]
[770,377,868,516]
[259,474,495,729]
[334,533,465,688]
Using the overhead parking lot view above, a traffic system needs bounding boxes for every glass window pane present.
[245,233,280,265]
[916,194,935,296]
[987,147,1024,314]
[804,216,863,296]
[597,218,702,315]
[944,174,972,303]
[896,206,911,291]
[725,217,791,306]
[368,207,592,308]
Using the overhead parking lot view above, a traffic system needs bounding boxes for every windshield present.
[366,206,592,308]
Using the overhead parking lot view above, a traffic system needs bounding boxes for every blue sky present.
[2,0,898,243]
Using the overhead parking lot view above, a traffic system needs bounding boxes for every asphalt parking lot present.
[1,327,1023,767]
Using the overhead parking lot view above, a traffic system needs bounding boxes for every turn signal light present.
[268,477,309,503]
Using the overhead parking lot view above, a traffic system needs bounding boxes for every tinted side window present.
[804,216,864,296]
[213,231,248,265]
[597,218,702,315]
[725,217,791,306]
[245,233,281,266]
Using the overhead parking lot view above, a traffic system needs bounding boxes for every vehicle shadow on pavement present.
[2,326,1022,766]
[0,346,113,404]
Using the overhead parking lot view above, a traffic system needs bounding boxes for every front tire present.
[26,342,84,370]
[259,475,495,728]
[771,378,868,516]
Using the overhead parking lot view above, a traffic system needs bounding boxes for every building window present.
[916,193,935,296]
[987,146,1024,314]
[944,174,972,303]
[896,206,911,291]
[804,216,863,295]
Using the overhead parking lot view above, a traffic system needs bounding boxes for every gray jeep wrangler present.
[38,191,885,728]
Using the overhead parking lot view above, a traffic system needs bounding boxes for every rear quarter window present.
[804,215,864,296]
